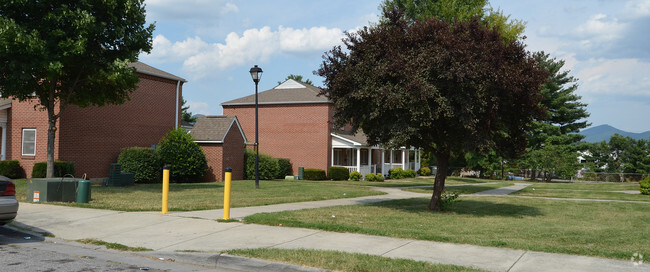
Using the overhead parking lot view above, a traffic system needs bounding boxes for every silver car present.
[0,176,18,225]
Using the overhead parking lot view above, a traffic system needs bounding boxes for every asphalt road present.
[0,226,239,272]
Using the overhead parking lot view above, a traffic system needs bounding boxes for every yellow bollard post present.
[222,167,232,220]
[162,165,170,214]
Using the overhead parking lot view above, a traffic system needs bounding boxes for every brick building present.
[222,79,421,176]
[190,116,246,181]
[0,62,185,180]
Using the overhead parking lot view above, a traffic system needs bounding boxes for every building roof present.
[190,115,246,143]
[331,130,369,146]
[221,79,329,106]
[129,61,187,82]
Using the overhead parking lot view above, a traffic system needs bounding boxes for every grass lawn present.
[513,182,649,202]
[403,182,514,195]
[244,196,650,260]
[226,248,485,272]
[13,179,384,211]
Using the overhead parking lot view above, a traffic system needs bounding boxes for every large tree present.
[380,0,526,41]
[317,8,547,211]
[519,52,590,180]
[0,0,154,177]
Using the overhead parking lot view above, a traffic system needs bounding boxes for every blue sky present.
[139,0,650,133]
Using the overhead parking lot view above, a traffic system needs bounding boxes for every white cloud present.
[146,26,345,80]
[575,14,627,44]
[623,0,650,18]
[576,58,650,96]
[186,101,212,115]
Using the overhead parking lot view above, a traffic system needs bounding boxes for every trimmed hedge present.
[118,147,161,183]
[158,128,208,182]
[349,171,362,181]
[365,173,377,182]
[244,149,280,180]
[31,161,75,178]
[304,168,327,180]
[0,160,22,178]
[641,177,650,195]
[418,166,432,176]
[389,168,403,179]
[328,167,349,181]
[276,158,293,179]
[375,173,385,182]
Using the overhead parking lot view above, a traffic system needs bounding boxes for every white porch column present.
[0,123,5,161]
[381,150,385,175]
[368,148,373,173]
[402,148,406,170]
[356,147,361,173]
[331,147,335,167]
[389,150,393,170]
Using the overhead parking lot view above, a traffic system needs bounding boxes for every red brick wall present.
[223,103,332,173]
[7,98,60,177]
[199,121,245,182]
[57,73,181,179]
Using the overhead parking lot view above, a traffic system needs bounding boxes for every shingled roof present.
[129,61,187,82]
[190,115,246,143]
[221,79,329,106]
[331,130,370,146]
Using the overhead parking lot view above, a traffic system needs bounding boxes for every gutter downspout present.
[175,80,181,128]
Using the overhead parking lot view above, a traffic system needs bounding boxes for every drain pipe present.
[175,80,180,128]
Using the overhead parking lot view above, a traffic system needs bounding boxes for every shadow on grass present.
[368,198,543,218]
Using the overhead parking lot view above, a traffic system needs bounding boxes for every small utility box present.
[27,178,91,203]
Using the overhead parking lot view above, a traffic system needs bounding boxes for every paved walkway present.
[9,183,649,272]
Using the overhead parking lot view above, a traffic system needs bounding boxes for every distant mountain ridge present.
[579,124,650,143]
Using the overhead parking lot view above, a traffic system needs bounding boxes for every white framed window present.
[22,129,36,156]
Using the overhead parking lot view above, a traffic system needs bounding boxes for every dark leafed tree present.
[317,8,547,211]
[278,74,313,86]
[0,0,154,178]
[181,98,198,123]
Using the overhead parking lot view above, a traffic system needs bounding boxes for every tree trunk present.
[428,149,450,211]
[530,169,537,181]
[46,106,57,178]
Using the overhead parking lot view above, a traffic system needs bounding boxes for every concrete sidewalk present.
[9,185,649,272]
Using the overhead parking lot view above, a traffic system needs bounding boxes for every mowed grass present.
[227,248,485,272]
[244,196,650,260]
[403,182,514,195]
[13,179,384,211]
[513,181,649,201]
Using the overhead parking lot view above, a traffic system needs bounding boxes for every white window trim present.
[22,129,36,156]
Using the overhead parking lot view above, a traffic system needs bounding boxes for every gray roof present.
[129,61,187,82]
[332,130,369,146]
[190,115,245,143]
[221,79,329,106]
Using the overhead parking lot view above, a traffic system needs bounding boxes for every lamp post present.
[249,65,263,189]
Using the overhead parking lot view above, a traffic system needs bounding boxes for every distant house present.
[190,116,246,181]
[1,62,185,181]
[222,79,421,176]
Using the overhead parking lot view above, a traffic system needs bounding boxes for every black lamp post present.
[249,65,263,189]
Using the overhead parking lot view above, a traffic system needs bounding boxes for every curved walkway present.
[10,182,649,272]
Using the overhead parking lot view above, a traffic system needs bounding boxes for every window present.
[22,129,36,156]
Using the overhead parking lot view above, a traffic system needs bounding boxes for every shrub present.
[118,147,161,183]
[641,177,650,195]
[438,192,460,211]
[404,169,417,178]
[0,160,22,178]
[328,167,349,181]
[349,171,362,181]
[276,158,293,179]
[304,168,327,180]
[389,168,404,179]
[31,161,75,178]
[158,128,208,182]
[375,173,385,182]
[418,167,431,176]
[365,173,377,182]
[244,149,279,180]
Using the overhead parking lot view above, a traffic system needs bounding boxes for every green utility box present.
[26,178,91,203]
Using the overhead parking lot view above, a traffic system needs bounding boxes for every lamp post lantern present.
[249,65,263,189]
